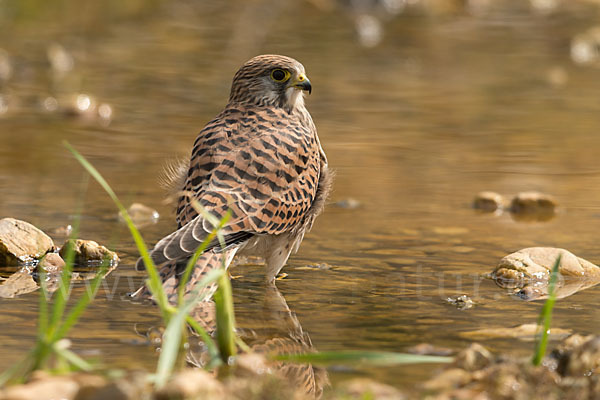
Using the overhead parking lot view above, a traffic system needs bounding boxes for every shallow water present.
[3,0,600,392]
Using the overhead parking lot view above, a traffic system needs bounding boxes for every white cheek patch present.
[285,86,304,109]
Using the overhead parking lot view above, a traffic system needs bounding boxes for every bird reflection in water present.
[187,283,329,399]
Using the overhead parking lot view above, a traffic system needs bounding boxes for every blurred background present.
[2,0,600,391]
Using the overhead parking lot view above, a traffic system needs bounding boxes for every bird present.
[134,54,333,304]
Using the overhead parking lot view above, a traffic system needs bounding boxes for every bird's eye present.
[270,69,290,82]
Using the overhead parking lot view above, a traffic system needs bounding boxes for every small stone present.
[59,239,119,267]
[118,203,159,226]
[0,218,55,266]
[473,191,504,212]
[446,294,475,310]
[38,253,66,273]
[509,191,557,221]
[154,369,225,400]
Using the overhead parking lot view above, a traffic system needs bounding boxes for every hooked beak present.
[291,73,312,94]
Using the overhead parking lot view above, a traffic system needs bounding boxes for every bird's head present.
[229,54,312,112]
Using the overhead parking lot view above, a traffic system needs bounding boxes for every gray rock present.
[0,218,54,266]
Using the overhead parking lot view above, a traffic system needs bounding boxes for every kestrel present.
[135,55,332,302]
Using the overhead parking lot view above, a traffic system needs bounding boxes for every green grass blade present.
[177,229,218,306]
[532,254,562,366]
[275,350,452,367]
[52,263,110,342]
[156,269,225,388]
[53,343,93,372]
[37,269,49,341]
[0,353,34,387]
[64,141,170,320]
[214,269,236,363]
[47,217,80,339]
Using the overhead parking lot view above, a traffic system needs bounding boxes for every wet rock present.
[491,247,600,300]
[333,198,361,209]
[0,218,55,266]
[554,335,600,377]
[59,239,119,267]
[472,191,504,212]
[154,369,224,400]
[446,294,474,310]
[118,203,159,226]
[0,375,79,400]
[509,191,557,221]
[38,253,66,272]
[461,323,571,341]
[336,378,405,400]
[0,269,38,298]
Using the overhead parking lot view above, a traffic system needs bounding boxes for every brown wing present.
[136,104,321,270]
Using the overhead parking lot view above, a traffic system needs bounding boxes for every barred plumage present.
[135,55,332,301]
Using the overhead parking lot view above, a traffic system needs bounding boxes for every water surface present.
[2,0,600,391]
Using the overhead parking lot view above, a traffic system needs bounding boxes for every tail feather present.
[134,247,238,305]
